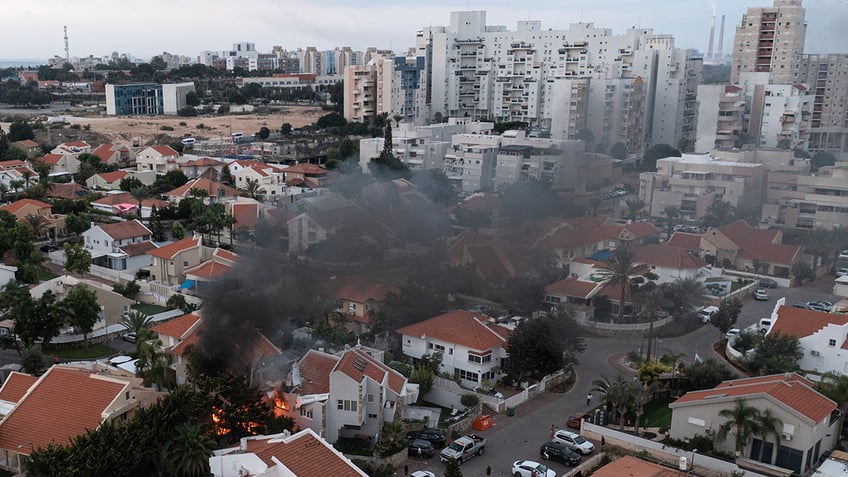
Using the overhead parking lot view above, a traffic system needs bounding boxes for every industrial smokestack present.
[716,14,726,61]
[707,15,716,61]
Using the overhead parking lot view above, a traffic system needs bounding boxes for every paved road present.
[403,278,842,476]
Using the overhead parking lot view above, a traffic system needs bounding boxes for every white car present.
[552,429,595,455]
[512,460,556,477]
[753,289,768,301]
[697,306,719,323]
[725,328,741,340]
[407,472,436,477]
[836,268,848,277]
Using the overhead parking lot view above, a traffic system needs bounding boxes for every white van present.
[181,137,196,146]
[758,318,773,334]
[697,306,719,323]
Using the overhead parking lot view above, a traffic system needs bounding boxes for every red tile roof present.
[285,163,326,175]
[770,305,848,339]
[180,157,222,167]
[233,203,258,230]
[0,160,27,169]
[321,275,398,304]
[297,350,339,395]
[96,170,129,183]
[334,348,406,395]
[46,182,89,199]
[716,220,780,247]
[14,140,38,148]
[667,232,702,250]
[242,429,367,477]
[167,178,239,199]
[120,241,158,257]
[152,312,201,340]
[151,145,179,156]
[170,331,200,357]
[396,310,511,353]
[213,248,237,263]
[98,220,151,240]
[0,198,51,215]
[623,221,661,238]
[92,144,118,162]
[739,242,800,266]
[185,259,233,279]
[92,192,134,205]
[0,367,128,453]
[635,244,706,270]
[673,373,836,423]
[593,455,688,477]
[146,236,200,259]
[0,372,37,403]
[544,278,601,300]
[62,141,90,149]
[36,153,64,165]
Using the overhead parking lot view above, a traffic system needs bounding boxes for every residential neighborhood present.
[0,0,847,476]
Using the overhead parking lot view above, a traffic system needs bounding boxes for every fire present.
[211,406,227,436]
[273,391,289,417]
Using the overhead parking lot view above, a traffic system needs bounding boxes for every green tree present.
[7,120,34,142]
[376,421,406,457]
[791,261,814,284]
[684,357,732,391]
[162,422,214,477]
[112,280,141,300]
[61,285,100,349]
[119,176,143,192]
[609,142,627,159]
[411,170,456,206]
[703,199,737,229]
[597,245,644,322]
[257,126,271,140]
[667,276,704,319]
[444,457,463,477]
[623,198,646,220]
[120,310,154,337]
[642,143,681,171]
[592,374,634,431]
[130,186,151,220]
[0,282,63,348]
[747,331,803,375]
[64,242,92,276]
[65,211,90,236]
[172,221,185,240]
[24,213,47,239]
[717,398,761,456]
[280,122,293,135]
[0,126,7,158]
[711,297,743,340]
[817,372,848,411]
[242,178,262,200]
[810,151,836,172]
[185,90,201,107]
[219,163,234,185]
[21,345,46,375]
[753,408,782,464]
[663,205,680,237]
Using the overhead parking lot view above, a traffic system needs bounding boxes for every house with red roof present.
[91,191,169,218]
[10,140,40,159]
[0,365,163,474]
[766,299,848,376]
[286,194,395,253]
[45,182,90,200]
[82,219,154,270]
[397,310,511,390]
[669,372,839,475]
[91,143,130,166]
[231,160,287,198]
[700,220,801,277]
[209,428,368,477]
[51,140,92,158]
[182,248,238,295]
[283,162,327,188]
[635,243,708,283]
[320,275,398,335]
[165,177,240,204]
[33,152,80,175]
[136,145,180,174]
[85,170,129,190]
[0,160,37,193]
[179,156,223,179]
[144,235,204,288]
[0,198,66,239]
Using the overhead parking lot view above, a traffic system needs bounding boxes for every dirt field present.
[0,105,327,145]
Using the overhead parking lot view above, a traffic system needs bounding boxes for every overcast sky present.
[3,0,846,61]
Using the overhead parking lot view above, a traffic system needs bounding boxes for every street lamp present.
[691,449,697,473]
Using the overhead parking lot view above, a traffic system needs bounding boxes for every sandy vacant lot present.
[1,105,327,145]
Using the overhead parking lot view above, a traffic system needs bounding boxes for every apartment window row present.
[337,400,357,412]
[468,352,492,364]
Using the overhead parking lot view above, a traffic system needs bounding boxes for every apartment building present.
[105,82,195,116]
[739,72,813,150]
[763,164,848,230]
[695,85,746,152]
[639,153,766,222]
[586,77,646,155]
[793,53,848,153]
[730,0,806,84]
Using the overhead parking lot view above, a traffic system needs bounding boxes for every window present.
[337,400,357,412]
[183,261,189,267]
[457,369,479,382]
[299,407,313,419]
[468,352,493,364]
[367,394,374,403]
[829,339,837,347]
[433,344,445,352]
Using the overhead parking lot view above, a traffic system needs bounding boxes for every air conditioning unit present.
[782,432,793,441]
[811,350,820,356]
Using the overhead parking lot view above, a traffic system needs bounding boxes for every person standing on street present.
[586,392,593,406]
[486,464,491,476]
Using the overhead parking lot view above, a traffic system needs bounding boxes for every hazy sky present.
[3,0,846,61]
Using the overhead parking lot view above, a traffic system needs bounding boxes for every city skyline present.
[3,0,846,62]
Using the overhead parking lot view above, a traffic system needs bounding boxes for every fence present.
[428,370,568,415]
[581,422,768,477]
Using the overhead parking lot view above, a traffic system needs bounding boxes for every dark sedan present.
[540,441,581,466]
[407,439,435,458]
[406,427,447,447]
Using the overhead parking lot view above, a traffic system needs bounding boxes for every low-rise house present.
[30,275,135,330]
[33,153,80,175]
[283,162,327,188]
[182,248,238,295]
[209,429,368,477]
[145,236,203,287]
[634,243,708,284]
[86,170,130,190]
[277,347,415,444]
[0,198,65,239]
[136,145,180,174]
[152,312,201,385]
[11,140,40,159]
[397,310,511,389]
[51,140,92,159]
[91,191,169,218]
[0,365,164,474]
[766,298,848,376]
[669,373,839,475]
[231,160,287,199]
[320,275,398,335]
[91,143,130,166]
[82,219,155,271]
[700,220,800,277]
[179,157,223,179]
[45,182,89,200]
[0,264,16,289]
[165,177,240,204]
[286,194,394,253]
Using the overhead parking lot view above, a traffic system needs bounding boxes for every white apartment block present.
[793,54,848,153]
[410,11,701,148]
[731,0,806,84]
[639,153,766,222]
[763,164,848,230]
[586,77,646,155]
[739,72,813,150]
[695,85,746,152]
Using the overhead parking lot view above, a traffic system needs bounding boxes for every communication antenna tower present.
[64,26,70,64]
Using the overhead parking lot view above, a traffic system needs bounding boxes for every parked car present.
[753,289,769,301]
[512,460,556,477]
[807,301,833,312]
[758,318,773,334]
[792,303,815,310]
[725,328,741,340]
[839,250,848,260]
[566,412,588,429]
[121,332,137,343]
[836,268,848,277]
[408,439,435,458]
[407,471,436,477]
[758,278,778,289]
[540,442,581,466]
[552,429,595,455]
[697,306,719,324]
[406,428,447,448]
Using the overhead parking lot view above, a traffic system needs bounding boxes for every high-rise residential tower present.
[730,0,806,84]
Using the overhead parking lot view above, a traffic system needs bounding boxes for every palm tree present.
[631,381,659,435]
[663,205,680,237]
[803,228,832,270]
[753,408,782,464]
[598,245,644,323]
[703,199,737,229]
[667,277,704,319]
[119,310,153,337]
[592,374,634,431]
[624,199,646,221]
[640,286,670,361]
[816,372,848,411]
[130,186,151,221]
[9,179,24,194]
[0,183,8,202]
[24,213,47,239]
[162,422,214,477]
[717,398,761,456]
[242,178,261,199]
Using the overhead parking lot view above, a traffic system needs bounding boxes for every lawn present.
[47,343,120,360]
[131,303,168,316]
[38,269,58,282]
[641,396,674,428]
